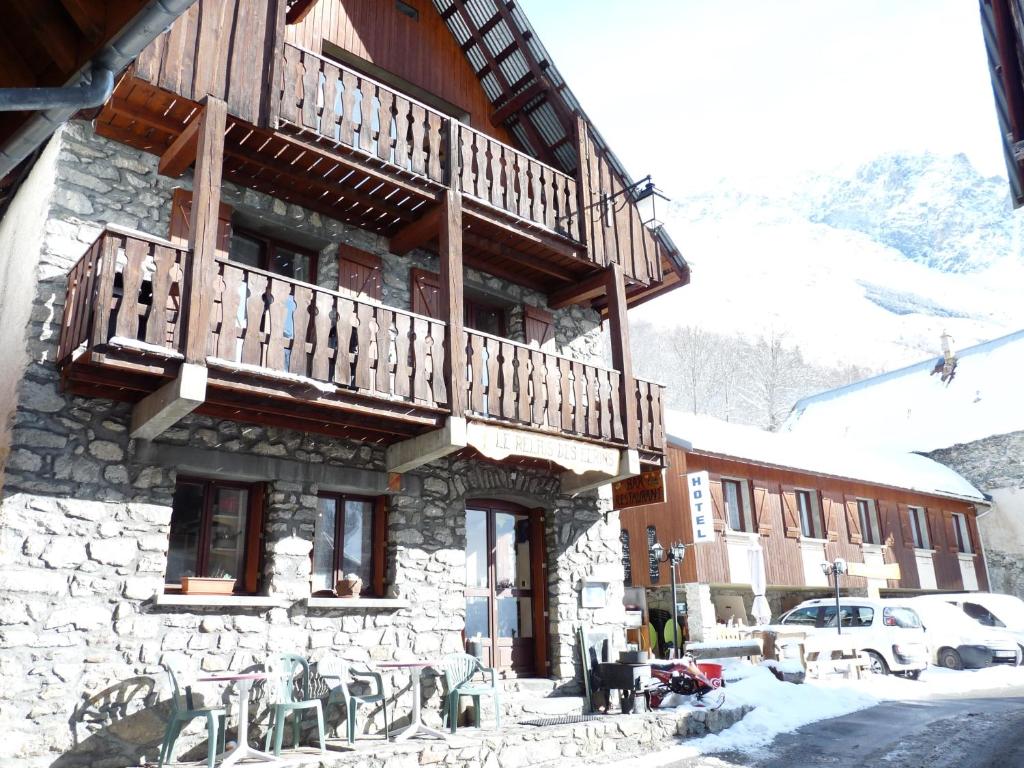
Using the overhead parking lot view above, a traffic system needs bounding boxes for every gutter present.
[0,0,198,180]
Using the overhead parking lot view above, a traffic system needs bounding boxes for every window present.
[620,529,632,586]
[962,602,1004,627]
[883,606,921,628]
[395,0,419,19]
[166,478,263,593]
[722,478,752,532]
[646,526,660,584]
[952,513,973,554]
[822,605,874,628]
[312,495,385,596]
[229,228,318,283]
[782,606,820,626]
[908,506,930,549]
[797,490,824,539]
[857,499,882,545]
[465,296,507,337]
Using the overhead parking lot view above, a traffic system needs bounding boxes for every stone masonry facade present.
[0,122,628,767]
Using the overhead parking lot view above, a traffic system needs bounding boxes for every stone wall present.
[0,122,626,767]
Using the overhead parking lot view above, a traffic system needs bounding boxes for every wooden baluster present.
[339,69,357,147]
[638,380,652,449]
[499,341,515,419]
[469,333,485,413]
[375,307,393,395]
[516,152,529,219]
[609,370,623,441]
[311,291,334,381]
[358,80,375,153]
[515,345,530,423]
[393,96,411,171]
[334,295,354,387]
[426,111,443,182]
[207,268,223,359]
[321,63,339,142]
[489,140,503,208]
[598,370,611,440]
[265,278,291,371]
[564,177,579,240]
[652,385,665,449]
[289,284,313,376]
[240,271,267,366]
[279,46,300,124]
[530,348,546,426]
[393,312,411,399]
[530,160,544,227]
[412,316,428,402]
[93,235,119,346]
[430,320,447,407]
[409,104,426,176]
[474,132,489,199]
[354,301,373,390]
[216,264,242,361]
[376,89,395,162]
[114,237,146,340]
[301,53,319,129]
[145,244,176,346]
[558,357,572,432]
[485,338,500,417]
[459,125,474,194]
[544,168,557,231]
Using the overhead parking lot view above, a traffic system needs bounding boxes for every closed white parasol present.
[748,540,772,625]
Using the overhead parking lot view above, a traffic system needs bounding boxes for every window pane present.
[783,607,819,626]
[271,246,313,282]
[724,481,742,531]
[342,500,373,587]
[466,595,490,639]
[312,497,337,593]
[167,482,204,583]
[797,492,812,537]
[206,487,248,585]
[494,512,517,591]
[230,232,264,269]
[466,509,489,589]
[497,596,533,638]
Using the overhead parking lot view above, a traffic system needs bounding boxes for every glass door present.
[465,505,537,676]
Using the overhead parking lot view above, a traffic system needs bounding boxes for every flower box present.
[181,576,236,595]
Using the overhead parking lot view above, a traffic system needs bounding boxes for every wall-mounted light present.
[634,179,670,231]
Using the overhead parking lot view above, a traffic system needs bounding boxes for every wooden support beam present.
[548,270,607,309]
[561,448,640,495]
[491,79,545,126]
[389,205,440,255]
[462,231,576,282]
[158,108,203,178]
[574,115,592,261]
[606,263,638,449]
[440,189,466,417]
[130,363,208,440]
[386,416,467,474]
[183,97,227,365]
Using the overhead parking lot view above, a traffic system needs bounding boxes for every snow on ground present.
[606,662,1024,767]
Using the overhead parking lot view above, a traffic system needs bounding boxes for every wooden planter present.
[181,577,236,595]
[336,578,363,598]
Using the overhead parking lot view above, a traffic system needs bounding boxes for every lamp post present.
[820,558,848,635]
[651,540,687,657]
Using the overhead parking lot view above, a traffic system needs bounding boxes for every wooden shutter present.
[844,497,863,545]
[897,504,915,548]
[168,188,233,257]
[243,483,266,594]
[372,496,389,597]
[524,305,555,351]
[780,486,800,539]
[410,268,440,318]
[823,494,840,542]
[709,480,727,533]
[338,245,382,300]
[753,485,772,536]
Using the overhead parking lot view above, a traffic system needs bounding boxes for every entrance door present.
[465,503,543,676]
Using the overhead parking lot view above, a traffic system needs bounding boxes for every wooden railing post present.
[183,97,227,364]
[606,262,637,448]
[574,115,592,261]
[440,188,465,417]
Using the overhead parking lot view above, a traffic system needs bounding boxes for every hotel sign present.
[466,422,620,476]
[686,471,715,543]
[612,469,666,510]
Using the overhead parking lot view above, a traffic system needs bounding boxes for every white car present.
[941,592,1024,657]
[895,596,1021,669]
[773,597,929,677]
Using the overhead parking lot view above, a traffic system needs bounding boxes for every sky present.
[520,0,1007,195]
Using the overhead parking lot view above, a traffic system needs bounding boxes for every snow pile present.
[838,664,1024,701]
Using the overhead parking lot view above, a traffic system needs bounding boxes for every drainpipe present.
[0,0,199,179]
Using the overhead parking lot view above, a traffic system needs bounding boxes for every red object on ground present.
[696,662,723,686]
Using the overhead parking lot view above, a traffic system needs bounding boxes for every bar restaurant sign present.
[466,422,620,476]
[612,469,666,510]
[686,470,716,543]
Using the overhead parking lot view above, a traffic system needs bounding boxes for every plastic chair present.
[157,662,226,768]
[264,654,327,756]
[441,653,501,733]
[319,658,389,743]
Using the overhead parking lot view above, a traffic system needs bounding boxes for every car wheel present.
[938,648,963,670]
[867,651,890,675]
[900,670,922,681]
[1017,646,1024,666]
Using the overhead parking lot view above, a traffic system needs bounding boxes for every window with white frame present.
[908,506,930,549]
[797,489,824,539]
[857,499,882,545]
[952,512,973,554]
[722,478,753,532]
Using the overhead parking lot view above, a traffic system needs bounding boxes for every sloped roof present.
[784,329,1024,452]
[667,410,984,503]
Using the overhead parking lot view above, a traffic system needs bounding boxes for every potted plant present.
[336,573,363,598]
[181,568,236,595]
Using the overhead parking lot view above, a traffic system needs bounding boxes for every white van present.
[897,596,1020,669]
[941,592,1024,656]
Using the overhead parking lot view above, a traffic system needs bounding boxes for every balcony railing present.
[58,228,664,454]
[275,43,580,241]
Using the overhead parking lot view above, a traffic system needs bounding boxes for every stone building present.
[0,2,688,765]
[785,331,1024,598]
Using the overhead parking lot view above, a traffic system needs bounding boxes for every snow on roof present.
[784,329,1024,452]
[665,410,984,503]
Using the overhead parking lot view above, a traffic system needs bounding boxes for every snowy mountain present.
[634,153,1024,371]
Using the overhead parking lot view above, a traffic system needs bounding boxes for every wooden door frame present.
[465,499,549,677]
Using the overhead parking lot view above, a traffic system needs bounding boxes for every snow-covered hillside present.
[634,153,1023,371]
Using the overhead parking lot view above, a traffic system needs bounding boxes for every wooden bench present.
[803,636,871,680]
[685,639,763,661]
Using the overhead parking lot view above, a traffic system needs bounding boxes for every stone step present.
[501,677,558,695]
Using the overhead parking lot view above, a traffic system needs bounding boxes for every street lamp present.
[651,540,687,657]
[634,178,670,231]
[820,558,848,635]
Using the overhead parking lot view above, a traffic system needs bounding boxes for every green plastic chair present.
[263,654,327,756]
[442,653,501,734]
[663,619,679,654]
[157,662,226,768]
[319,658,389,743]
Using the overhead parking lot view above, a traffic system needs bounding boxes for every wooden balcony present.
[57,227,666,461]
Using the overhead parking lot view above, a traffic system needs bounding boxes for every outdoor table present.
[198,672,293,767]
[376,660,449,742]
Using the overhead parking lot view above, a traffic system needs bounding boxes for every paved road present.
[668,689,1024,768]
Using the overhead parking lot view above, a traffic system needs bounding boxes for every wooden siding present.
[620,444,986,592]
